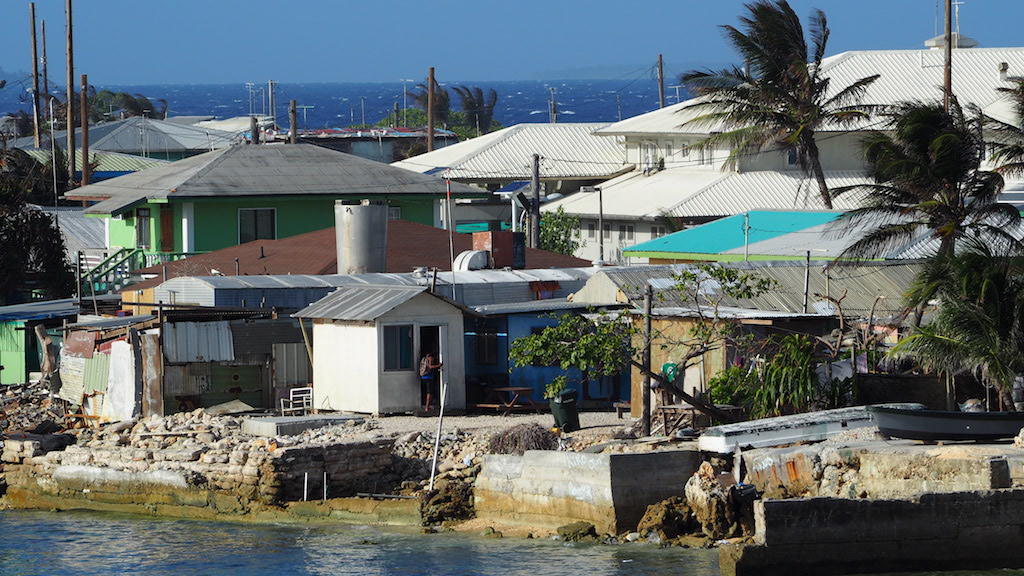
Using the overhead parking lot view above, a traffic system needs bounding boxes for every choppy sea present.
[0,78,679,130]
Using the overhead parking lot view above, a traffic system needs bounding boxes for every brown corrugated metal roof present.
[125,220,589,292]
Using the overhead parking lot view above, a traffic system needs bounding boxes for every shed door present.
[160,207,175,252]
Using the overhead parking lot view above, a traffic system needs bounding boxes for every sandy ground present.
[365,410,635,441]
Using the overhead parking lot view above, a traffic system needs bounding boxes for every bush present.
[488,423,558,455]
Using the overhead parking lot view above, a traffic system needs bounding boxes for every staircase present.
[78,249,195,295]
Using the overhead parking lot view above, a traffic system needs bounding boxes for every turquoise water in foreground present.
[0,509,718,576]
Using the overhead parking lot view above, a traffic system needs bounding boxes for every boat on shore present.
[866,404,1024,441]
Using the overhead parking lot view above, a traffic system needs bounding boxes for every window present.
[135,208,151,249]
[388,206,401,221]
[665,142,673,162]
[239,208,276,244]
[618,224,634,241]
[651,225,668,239]
[587,223,596,239]
[383,324,414,371]
[786,148,798,166]
[602,224,611,240]
[476,330,498,365]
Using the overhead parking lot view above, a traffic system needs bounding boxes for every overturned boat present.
[867,405,1024,441]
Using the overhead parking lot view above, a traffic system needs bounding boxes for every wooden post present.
[642,284,653,436]
[41,19,49,117]
[30,3,41,148]
[530,153,541,248]
[427,67,435,151]
[80,73,89,185]
[65,0,75,189]
[943,0,952,112]
[140,332,164,417]
[657,54,665,109]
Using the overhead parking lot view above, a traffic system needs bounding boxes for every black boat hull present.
[866,405,1024,441]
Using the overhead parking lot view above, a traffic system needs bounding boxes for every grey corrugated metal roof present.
[12,116,237,153]
[68,314,157,330]
[31,205,107,254]
[163,321,235,363]
[293,284,428,321]
[473,299,600,316]
[594,261,921,318]
[75,143,489,215]
[392,123,632,181]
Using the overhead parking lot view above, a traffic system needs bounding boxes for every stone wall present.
[2,435,393,515]
[721,490,1024,576]
[474,448,700,534]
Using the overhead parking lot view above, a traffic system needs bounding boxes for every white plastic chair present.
[279,387,314,416]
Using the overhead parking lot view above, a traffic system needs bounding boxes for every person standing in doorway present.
[419,351,443,412]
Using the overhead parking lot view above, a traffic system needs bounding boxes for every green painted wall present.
[105,202,163,250]
[0,321,26,386]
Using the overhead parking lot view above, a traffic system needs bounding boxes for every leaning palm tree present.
[985,78,1024,176]
[892,239,1024,410]
[681,0,880,209]
[451,86,498,137]
[833,99,1022,262]
[407,78,450,127]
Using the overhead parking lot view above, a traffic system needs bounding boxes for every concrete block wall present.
[721,491,1024,576]
[475,448,700,534]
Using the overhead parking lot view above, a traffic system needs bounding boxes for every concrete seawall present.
[474,448,701,534]
[721,490,1024,576]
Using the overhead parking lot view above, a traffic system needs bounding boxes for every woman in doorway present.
[419,351,443,412]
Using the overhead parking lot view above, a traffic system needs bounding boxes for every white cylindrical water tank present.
[336,199,388,274]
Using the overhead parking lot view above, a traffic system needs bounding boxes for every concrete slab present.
[242,414,364,437]
[699,404,925,454]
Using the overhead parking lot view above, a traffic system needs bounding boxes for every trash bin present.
[550,389,580,432]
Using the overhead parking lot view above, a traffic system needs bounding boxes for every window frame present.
[238,207,277,244]
[382,324,414,371]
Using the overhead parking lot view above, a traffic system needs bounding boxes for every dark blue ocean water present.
[0,78,677,130]
[0,509,716,576]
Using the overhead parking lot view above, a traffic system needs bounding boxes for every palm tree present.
[451,86,498,137]
[407,78,450,127]
[892,239,1024,410]
[986,78,1024,176]
[681,0,879,209]
[833,99,1021,261]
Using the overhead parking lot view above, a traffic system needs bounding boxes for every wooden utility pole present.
[30,3,41,148]
[289,99,297,144]
[41,19,49,116]
[657,54,666,109]
[549,88,557,124]
[65,0,75,189]
[249,116,259,144]
[427,67,435,151]
[530,153,541,248]
[642,284,653,437]
[80,74,89,186]
[943,0,952,112]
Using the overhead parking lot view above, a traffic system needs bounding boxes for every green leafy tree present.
[539,206,583,256]
[509,311,633,399]
[681,0,879,209]
[833,99,1021,263]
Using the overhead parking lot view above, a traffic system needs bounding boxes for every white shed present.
[294,284,466,415]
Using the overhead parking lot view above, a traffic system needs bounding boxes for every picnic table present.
[478,386,544,416]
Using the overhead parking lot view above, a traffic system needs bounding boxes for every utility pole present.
[393,101,399,128]
[249,116,259,145]
[642,284,653,437]
[360,96,365,127]
[530,153,541,248]
[30,3,41,148]
[65,0,75,189]
[549,87,557,124]
[41,19,48,118]
[616,94,622,122]
[80,74,89,185]
[657,54,666,109]
[943,0,952,112]
[267,80,276,129]
[289,99,297,144]
[427,67,435,151]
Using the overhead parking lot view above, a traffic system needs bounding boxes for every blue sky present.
[2,0,1021,86]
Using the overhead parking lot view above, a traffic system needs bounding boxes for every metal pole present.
[657,54,665,109]
[80,73,89,186]
[289,99,297,144]
[802,251,810,314]
[427,67,435,151]
[530,153,541,248]
[943,0,952,112]
[428,366,446,491]
[598,186,604,262]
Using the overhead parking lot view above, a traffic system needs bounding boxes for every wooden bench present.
[613,401,631,418]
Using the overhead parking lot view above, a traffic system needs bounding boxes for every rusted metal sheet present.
[163,363,211,396]
[140,333,163,417]
[63,330,97,359]
[163,321,234,363]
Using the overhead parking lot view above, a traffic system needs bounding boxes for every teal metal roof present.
[625,211,842,257]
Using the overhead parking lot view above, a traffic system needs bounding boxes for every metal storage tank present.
[336,199,387,274]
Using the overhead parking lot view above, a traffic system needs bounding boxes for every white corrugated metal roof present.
[597,46,1024,137]
[542,168,726,219]
[392,123,632,181]
[667,170,871,218]
[293,284,429,321]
